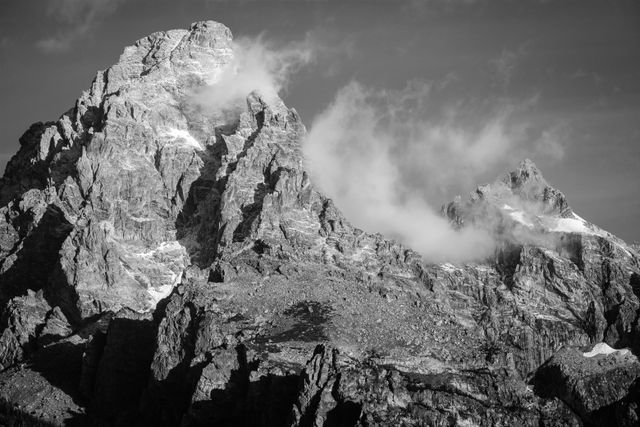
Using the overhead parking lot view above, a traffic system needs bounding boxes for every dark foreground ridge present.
[0,21,639,426]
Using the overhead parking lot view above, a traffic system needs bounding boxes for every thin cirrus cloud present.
[490,45,529,92]
[36,0,124,53]
[570,69,603,86]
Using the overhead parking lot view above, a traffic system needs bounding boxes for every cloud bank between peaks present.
[192,34,568,263]
[303,81,567,262]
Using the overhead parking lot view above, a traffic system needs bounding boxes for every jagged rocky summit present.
[0,20,639,427]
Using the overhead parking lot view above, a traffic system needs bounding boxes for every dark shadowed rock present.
[89,309,156,425]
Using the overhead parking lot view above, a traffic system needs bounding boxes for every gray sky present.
[1,0,639,242]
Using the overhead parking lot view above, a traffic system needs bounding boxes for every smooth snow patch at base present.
[147,271,183,306]
[147,284,175,305]
[582,342,631,358]
[163,128,203,150]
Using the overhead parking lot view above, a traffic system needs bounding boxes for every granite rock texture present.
[0,21,639,427]
[535,345,640,425]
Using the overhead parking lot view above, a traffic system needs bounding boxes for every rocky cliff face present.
[0,21,639,427]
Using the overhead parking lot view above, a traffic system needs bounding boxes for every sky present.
[0,0,639,244]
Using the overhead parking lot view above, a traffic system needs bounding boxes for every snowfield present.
[501,204,605,237]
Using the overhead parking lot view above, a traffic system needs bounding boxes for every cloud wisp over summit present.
[303,80,567,262]
[190,28,354,114]
[192,34,317,114]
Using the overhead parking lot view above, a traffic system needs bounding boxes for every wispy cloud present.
[36,0,123,53]
[570,68,603,86]
[533,121,569,160]
[303,80,567,262]
[306,28,356,78]
[192,34,317,114]
[191,30,352,115]
[490,45,529,91]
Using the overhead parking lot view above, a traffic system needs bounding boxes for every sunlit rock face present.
[0,20,640,427]
[0,22,233,320]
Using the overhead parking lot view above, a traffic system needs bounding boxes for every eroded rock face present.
[289,344,581,427]
[535,344,640,425]
[0,21,237,370]
[0,20,639,427]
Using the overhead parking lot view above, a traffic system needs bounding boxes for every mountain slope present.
[0,21,639,427]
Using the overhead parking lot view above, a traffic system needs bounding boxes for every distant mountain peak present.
[443,159,636,256]
[468,158,572,218]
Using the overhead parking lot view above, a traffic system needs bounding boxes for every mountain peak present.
[100,20,233,99]
[486,158,572,217]
[443,159,574,237]
[442,159,635,251]
[505,158,546,187]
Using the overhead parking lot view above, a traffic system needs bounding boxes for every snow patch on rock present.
[548,215,596,235]
[163,128,203,150]
[582,342,631,358]
[147,271,183,306]
[499,205,611,238]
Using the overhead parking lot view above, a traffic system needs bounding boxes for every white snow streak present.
[548,216,595,235]
[582,342,631,358]
[163,128,203,150]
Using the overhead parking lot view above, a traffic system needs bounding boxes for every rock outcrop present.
[535,344,640,425]
[0,20,639,427]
